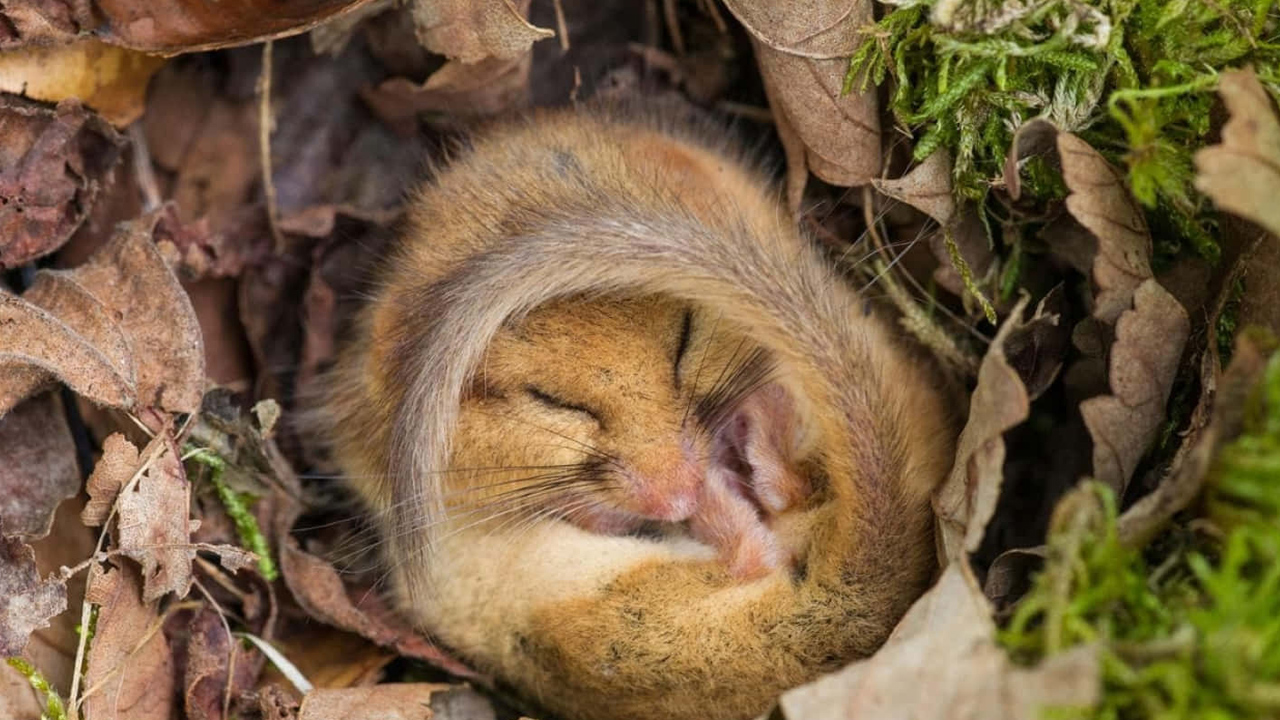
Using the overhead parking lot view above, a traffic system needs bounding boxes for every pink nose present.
[634,456,702,522]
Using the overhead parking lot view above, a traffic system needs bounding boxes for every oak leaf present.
[1058,132,1154,323]
[1079,280,1189,496]
[1195,68,1280,238]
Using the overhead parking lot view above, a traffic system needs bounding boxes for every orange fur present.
[317,108,959,720]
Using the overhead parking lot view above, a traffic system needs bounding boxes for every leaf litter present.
[1,0,1278,718]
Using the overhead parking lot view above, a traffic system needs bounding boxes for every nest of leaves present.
[2,1,1279,719]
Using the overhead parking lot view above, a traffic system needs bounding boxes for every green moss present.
[185,445,279,581]
[999,346,1280,718]
[847,0,1280,267]
[5,657,67,720]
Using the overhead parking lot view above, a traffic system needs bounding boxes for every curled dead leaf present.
[1079,279,1189,496]
[0,393,79,540]
[0,38,166,126]
[363,55,532,135]
[934,296,1034,560]
[410,0,553,63]
[1117,329,1273,547]
[0,532,68,656]
[723,0,880,206]
[1004,118,1059,202]
[774,564,1099,720]
[1,0,379,55]
[70,211,207,414]
[0,96,124,269]
[278,533,479,680]
[1194,68,1280,238]
[872,150,956,226]
[0,208,205,416]
[1058,132,1154,323]
[0,287,135,413]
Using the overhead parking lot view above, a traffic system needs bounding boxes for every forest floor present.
[2,1,1280,719]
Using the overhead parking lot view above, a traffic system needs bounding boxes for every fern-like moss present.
[999,346,1280,718]
[848,0,1280,266]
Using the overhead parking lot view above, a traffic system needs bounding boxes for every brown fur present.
[318,109,959,720]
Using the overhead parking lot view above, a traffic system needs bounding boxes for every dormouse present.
[319,108,957,720]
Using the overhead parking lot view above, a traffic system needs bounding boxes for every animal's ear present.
[712,382,812,513]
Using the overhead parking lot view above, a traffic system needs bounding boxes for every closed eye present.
[525,385,605,427]
[673,308,694,389]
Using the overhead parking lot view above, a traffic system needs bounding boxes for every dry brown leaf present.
[262,627,394,690]
[0,287,135,414]
[1059,132,1154,323]
[774,564,1099,720]
[362,55,532,134]
[117,442,196,602]
[255,684,302,720]
[82,433,143,527]
[0,96,124,268]
[73,211,207,414]
[1079,279,1189,495]
[410,0,553,63]
[1,0,379,54]
[298,684,494,720]
[0,38,166,126]
[185,607,266,720]
[1117,328,1274,547]
[723,0,880,203]
[0,393,79,539]
[1194,68,1280,237]
[872,150,956,226]
[277,534,479,679]
[0,208,205,416]
[983,546,1046,609]
[933,297,1034,560]
[82,561,175,720]
[0,532,68,656]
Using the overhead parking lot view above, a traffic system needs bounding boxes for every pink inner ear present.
[709,382,810,515]
[689,382,811,579]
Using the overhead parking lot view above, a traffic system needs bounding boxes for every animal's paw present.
[689,466,785,580]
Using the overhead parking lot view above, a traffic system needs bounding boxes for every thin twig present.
[664,0,686,54]
[127,124,163,212]
[551,0,571,51]
[257,40,286,255]
[699,0,729,33]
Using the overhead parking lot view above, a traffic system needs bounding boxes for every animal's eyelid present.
[524,385,604,426]
[673,308,694,389]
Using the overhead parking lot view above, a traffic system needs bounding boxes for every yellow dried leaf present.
[0,38,165,126]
